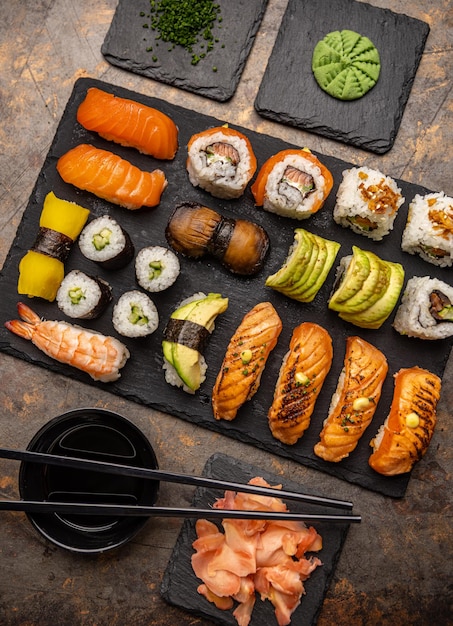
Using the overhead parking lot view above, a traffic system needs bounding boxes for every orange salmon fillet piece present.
[57,144,167,210]
[77,87,178,160]
[212,302,282,421]
[314,335,388,462]
[268,322,333,445]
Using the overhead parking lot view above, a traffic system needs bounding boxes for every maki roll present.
[265,228,340,302]
[401,192,453,267]
[251,149,333,220]
[333,167,405,240]
[186,125,257,199]
[56,270,112,319]
[393,276,453,339]
[78,215,134,270]
[135,246,180,292]
[112,290,159,338]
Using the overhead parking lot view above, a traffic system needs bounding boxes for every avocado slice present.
[340,261,404,329]
[162,293,228,391]
[265,229,315,291]
[329,246,372,309]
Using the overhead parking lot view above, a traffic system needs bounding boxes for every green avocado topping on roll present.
[312,29,381,101]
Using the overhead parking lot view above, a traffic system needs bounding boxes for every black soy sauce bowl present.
[18,408,160,554]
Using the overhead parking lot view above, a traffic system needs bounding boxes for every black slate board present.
[161,452,352,626]
[101,0,269,102]
[254,0,430,154]
[1,77,451,499]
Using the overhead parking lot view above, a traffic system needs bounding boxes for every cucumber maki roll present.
[78,215,134,269]
[112,290,159,338]
[135,246,180,292]
[56,270,112,319]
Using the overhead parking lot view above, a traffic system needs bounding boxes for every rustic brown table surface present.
[0,1,452,625]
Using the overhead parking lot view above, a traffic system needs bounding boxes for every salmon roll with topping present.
[251,148,333,220]
[187,125,257,199]
[77,87,178,160]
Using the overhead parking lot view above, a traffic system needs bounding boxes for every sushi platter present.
[0,76,451,499]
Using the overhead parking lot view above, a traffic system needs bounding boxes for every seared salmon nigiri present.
[77,87,178,160]
[314,335,388,462]
[212,302,282,421]
[368,366,441,476]
[57,144,167,210]
[268,322,333,445]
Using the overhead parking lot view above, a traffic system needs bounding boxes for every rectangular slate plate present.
[0,77,451,499]
[101,0,269,102]
[161,452,352,626]
[254,0,430,154]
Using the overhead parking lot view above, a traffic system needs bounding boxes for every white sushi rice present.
[78,215,128,263]
[393,276,453,339]
[135,246,180,292]
[334,167,405,240]
[112,290,159,338]
[187,130,253,199]
[263,152,329,220]
[401,192,453,267]
[56,270,111,319]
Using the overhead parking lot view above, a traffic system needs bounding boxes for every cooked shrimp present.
[5,302,129,382]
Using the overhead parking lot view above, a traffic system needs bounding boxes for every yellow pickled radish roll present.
[18,192,90,301]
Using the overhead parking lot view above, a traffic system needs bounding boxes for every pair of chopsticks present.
[0,447,361,523]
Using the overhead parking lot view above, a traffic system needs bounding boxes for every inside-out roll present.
[393,275,453,339]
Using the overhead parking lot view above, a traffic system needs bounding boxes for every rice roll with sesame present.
[334,167,405,240]
[56,270,112,319]
[251,149,333,220]
[78,215,134,269]
[135,246,180,292]
[112,290,159,338]
[393,276,453,340]
[187,125,257,199]
[401,192,453,267]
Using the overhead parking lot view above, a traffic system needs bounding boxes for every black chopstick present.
[0,447,353,510]
[0,500,361,523]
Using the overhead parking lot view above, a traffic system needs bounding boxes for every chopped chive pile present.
[141,0,222,66]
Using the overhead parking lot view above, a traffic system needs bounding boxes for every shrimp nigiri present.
[57,144,167,210]
[268,322,333,445]
[5,302,129,382]
[368,366,441,476]
[77,87,178,160]
[314,335,388,462]
[212,302,282,421]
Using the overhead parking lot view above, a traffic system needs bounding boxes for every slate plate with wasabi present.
[102,0,269,102]
[255,0,429,154]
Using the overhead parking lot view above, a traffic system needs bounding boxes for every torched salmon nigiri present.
[4,302,129,382]
[212,302,282,421]
[268,322,333,445]
[368,366,441,476]
[314,335,388,462]
[57,144,167,210]
[77,87,179,160]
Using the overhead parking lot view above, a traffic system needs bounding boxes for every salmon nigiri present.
[251,148,333,220]
[368,366,441,476]
[314,335,388,462]
[268,322,333,445]
[77,87,178,160]
[57,144,167,210]
[212,302,282,421]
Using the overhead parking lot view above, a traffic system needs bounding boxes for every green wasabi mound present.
[312,29,381,101]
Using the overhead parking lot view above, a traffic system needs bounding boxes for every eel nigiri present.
[4,302,129,382]
[314,336,388,462]
[251,148,333,220]
[212,302,282,421]
[187,125,257,199]
[268,323,333,445]
[77,87,178,160]
[57,144,167,210]
[369,366,441,476]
